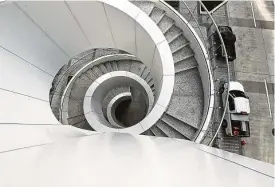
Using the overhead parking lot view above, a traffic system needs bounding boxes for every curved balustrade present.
[178,1,230,146]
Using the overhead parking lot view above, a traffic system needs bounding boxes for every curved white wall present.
[0,1,174,126]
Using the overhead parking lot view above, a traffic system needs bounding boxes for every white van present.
[221,82,250,137]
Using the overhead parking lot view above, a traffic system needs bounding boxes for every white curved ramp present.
[0,131,273,187]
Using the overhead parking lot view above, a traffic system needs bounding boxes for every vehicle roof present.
[228,81,245,92]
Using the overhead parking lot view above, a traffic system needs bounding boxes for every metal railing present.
[161,0,230,146]
[180,1,230,146]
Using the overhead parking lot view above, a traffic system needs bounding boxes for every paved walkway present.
[179,1,274,164]
[227,0,274,164]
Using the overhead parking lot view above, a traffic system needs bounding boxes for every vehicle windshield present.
[229,90,247,98]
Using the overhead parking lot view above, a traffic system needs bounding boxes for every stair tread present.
[150,125,167,137]
[68,98,84,119]
[144,129,155,136]
[150,7,165,24]
[92,66,103,77]
[130,61,143,75]
[85,69,98,80]
[111,61,119,71]
[161,113,197,140]
[141,67,150,80]
[74,120,94,131]
[172,46,194,63]
[67,114,86,126]
[132,1,155,15]
[169,35,189,53]
[164,25,182,43]
[105,62,113,72]
[99,64,108,74]
[174,57,198,73]
[166,68,204,129]
[156,120,188,139]
[117,60,131,72]
[158,15,174,34]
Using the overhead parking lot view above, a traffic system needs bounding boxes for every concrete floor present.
[227,0,274,164]
[179,1,274,164]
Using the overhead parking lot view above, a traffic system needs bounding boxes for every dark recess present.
[201,1,223,12]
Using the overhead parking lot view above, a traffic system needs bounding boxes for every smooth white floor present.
[0,132,273,187]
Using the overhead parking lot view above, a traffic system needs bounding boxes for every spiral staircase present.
[0,0,230,145]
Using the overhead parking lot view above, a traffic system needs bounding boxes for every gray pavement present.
[179,1,274,164]
[227,1,274,164]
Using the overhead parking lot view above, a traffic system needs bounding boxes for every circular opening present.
[113,91,148,128]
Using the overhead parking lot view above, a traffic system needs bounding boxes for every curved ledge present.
[107,92,131,128]
[60,53,139,124]
[83,71,154,133]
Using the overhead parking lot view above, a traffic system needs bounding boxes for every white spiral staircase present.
[0,0,230,145]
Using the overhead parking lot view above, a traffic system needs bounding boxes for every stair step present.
[150,7,165,24]
[73,119,94,131]
[144,129,155,136]
[164,25,182,43]
[68,98,84,119]
[92,66,103,77]
[158,15,174,34]
[172,42,189,54]
[146,77,153,85]
[166,68,203,129]
[172,45,194,63]
[132,1,155,16]
[175,65,198,74]
[111,61,119,71]
[174,57,198,73]
[161,113,197,140]
[117,60,131,71]
[105,62,113,72]
[141,67,150,80]
[129,61,143,75]
[67,114,86,126]
[99,64,108,74]
[85,69,98,80]
[174,54,194,64]
[138,65,146,77]
[150,125,168,137]
[156,120,187,139]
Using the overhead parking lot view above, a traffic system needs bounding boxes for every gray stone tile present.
[239,80,274,94]
[228,1,254,19]
[235,71,271,82]
[267,59,274,76]
[229,17,260,28]
[234,58,269,75]
[246,92,271,120]
[259,20,274,30]
[232,27,267,62]
[262,29,274,60]
[268,94,274,118]
[271,75,275,83]
[242,118,274,164]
